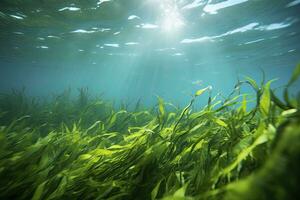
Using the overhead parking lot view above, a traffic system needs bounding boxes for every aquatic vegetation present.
[0,65,299,200]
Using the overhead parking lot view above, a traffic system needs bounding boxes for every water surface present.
[0,0,299,105]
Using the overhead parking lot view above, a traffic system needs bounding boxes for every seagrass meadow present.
[0,64,299,200]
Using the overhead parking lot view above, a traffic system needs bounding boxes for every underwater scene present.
[0,0,300,199]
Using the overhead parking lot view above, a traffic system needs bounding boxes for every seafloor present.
[0,65,299,200]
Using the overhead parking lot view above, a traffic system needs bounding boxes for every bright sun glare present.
[159,0,184,32]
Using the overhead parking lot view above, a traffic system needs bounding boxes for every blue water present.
[0,0,300,106]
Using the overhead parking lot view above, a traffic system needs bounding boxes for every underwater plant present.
[0,64,299,200]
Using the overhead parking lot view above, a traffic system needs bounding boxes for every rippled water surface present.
[0,0,300,104]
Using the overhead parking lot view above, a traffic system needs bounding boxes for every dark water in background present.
[0,0,300,106]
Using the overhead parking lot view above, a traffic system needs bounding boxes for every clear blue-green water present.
[1,2,300,199]
[0,0,300,105]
